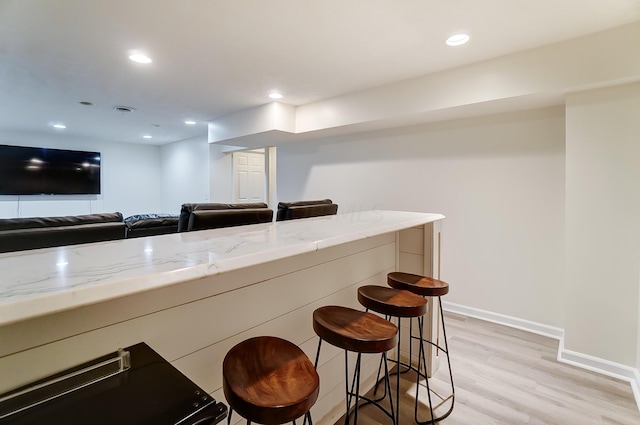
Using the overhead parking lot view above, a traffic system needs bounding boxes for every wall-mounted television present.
[0,144,101,195]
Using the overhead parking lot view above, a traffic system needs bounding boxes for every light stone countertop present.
[0,210,444,326]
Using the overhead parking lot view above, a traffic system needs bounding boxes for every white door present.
[233,151,265,203]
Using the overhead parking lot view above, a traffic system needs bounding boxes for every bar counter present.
[0,210,444,424]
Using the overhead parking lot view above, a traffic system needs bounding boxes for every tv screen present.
[0,144,101,195]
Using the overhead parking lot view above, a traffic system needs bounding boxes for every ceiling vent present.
[113,105,135,113]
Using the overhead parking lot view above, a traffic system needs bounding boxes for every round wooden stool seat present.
[358,285,427,318]
[222,336,319,425]
[313,305,398,353]
[387,271,449,297]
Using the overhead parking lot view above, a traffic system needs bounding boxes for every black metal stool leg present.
[371,313,391,399]
[343,351,397,425]
[412,298,455,424]
[416,316,435,425]
[343,351,361,425]
[313,338,322,369]
[384,353,397,425]
[302,339,323,425]
[395,318,401,425]
[372,355,387,400]
[344,351,354,425]
[353,353,362,425]
[367,310,397,402]
[435,296,455,420]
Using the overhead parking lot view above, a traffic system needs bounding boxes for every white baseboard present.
[442,301,564,340]
[442,301,640,412]
[558,341,640,412]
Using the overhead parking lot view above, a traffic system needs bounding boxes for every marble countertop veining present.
[0,210,444,326]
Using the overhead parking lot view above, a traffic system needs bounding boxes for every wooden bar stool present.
[387,272,454,424]
[357,285,428,425]
[312,306,398,425]
[223,336,319,425]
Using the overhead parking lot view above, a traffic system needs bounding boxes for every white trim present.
[442,301,640,412]
[442,301,564,340]
[558,343,640,412]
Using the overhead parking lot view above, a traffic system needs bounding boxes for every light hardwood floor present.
[332,312,640,425]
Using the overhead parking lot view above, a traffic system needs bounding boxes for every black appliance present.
[0,343,227,425]
[0,144,101,195]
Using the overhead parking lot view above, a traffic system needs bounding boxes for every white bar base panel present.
[443,301,640,413]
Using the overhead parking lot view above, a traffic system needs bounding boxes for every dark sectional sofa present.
[0,199,337,254]
[0,212,126,253]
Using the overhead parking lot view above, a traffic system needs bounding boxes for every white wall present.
[564,82,640,366]
[278,107,566,327]
[160,135,210,214]
[0,130,162,218]
[209,143,234,203]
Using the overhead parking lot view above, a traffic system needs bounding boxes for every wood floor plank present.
[330,312,640,425]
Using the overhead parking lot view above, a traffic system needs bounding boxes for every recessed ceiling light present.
[52,123,66,129]
[184,120,197,125]
[143,135,152,139]
[268,92,283,100]
[129,53,152,64]
[446,34,470,46]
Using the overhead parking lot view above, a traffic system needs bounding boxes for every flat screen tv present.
[0,144,101,195]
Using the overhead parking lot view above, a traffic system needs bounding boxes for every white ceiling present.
[1,0,639,145]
